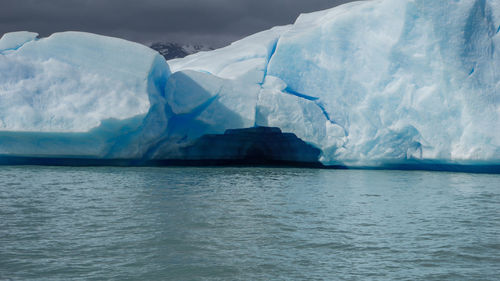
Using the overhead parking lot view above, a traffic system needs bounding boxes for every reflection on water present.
[1,167,499,280]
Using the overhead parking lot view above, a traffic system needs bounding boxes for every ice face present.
[0,31,170,157]
[0,31,169,133]
[0,0,499,166]
[261,0,500,164]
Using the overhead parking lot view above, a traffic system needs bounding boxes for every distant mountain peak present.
[149,42,213,60]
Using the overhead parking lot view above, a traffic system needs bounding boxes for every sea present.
[0,166,498,280]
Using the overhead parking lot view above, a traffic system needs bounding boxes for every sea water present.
[0,167,498,280]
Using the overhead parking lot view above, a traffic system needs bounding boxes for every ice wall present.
[0,31,170,157]
[257,0,498,165]
[0,31,169,133]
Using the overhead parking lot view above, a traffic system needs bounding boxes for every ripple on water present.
[0,167,499,280]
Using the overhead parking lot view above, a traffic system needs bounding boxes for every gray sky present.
[0,0,356,47]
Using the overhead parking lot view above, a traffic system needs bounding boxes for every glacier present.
[0,0,499,169]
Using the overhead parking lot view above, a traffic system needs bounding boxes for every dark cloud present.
[0,0,356,47]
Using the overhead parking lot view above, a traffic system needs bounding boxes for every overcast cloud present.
[0,0,356,47]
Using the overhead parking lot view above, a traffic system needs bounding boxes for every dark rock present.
[149,42,213,60]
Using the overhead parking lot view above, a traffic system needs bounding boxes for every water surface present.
[0,167,499,280]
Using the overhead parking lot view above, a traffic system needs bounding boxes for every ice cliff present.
[0,31,169,157]
[0,0,499,168]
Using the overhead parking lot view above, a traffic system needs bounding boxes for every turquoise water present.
[0,167,499,280]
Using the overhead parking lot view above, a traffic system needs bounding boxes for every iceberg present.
[0,0,499,169]
[0,31,169,157]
